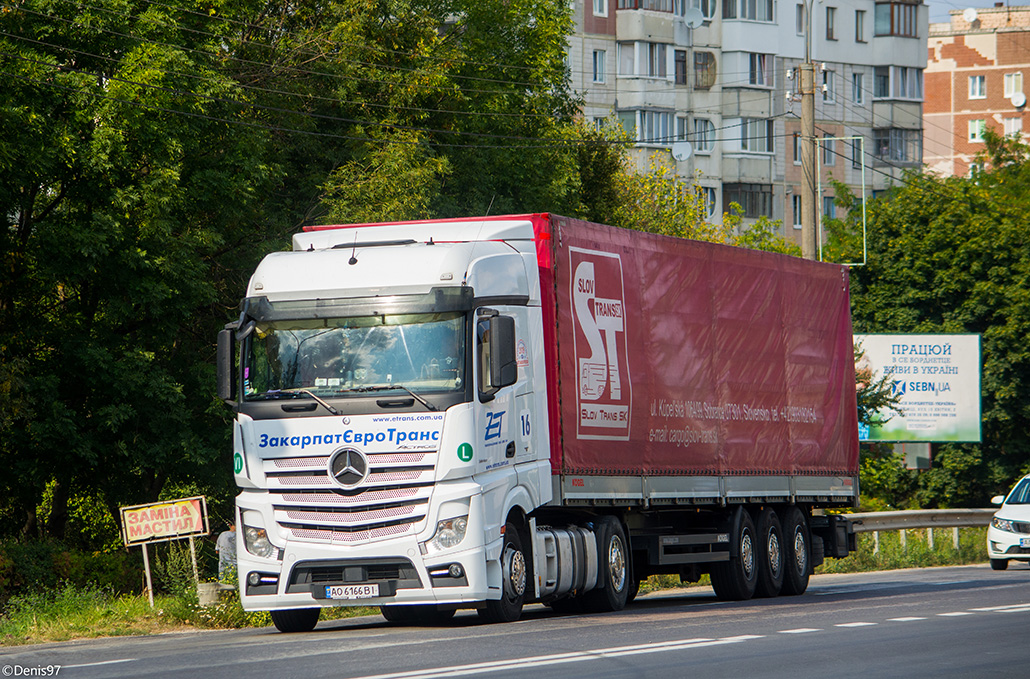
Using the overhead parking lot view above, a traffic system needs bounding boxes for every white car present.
[987,474,1030,570]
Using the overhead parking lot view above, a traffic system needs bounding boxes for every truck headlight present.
[243,524,277,558]
[423,516,469,554]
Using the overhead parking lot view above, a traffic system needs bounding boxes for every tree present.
[826,130,1030,507]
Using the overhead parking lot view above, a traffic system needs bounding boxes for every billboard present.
[855,334,981,442]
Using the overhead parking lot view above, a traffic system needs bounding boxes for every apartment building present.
[925,5,1030,177]
[568,1,928,243]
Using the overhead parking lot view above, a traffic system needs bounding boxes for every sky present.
[926,0,1019,24]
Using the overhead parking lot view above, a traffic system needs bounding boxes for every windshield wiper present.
[352,385,438,412]
[263,388,342,416]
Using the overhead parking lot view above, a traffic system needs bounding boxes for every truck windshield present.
[242,312,465,400]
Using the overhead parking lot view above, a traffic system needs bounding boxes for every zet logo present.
[570,247,631,441]
[485,411,505,441]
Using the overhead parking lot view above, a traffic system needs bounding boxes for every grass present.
[1,527,993,646]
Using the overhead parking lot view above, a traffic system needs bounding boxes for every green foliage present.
[827,131,1030,507]
[817,527,987,573]
[0,540,140,600]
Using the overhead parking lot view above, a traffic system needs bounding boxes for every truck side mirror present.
[217,328,236,404]
[477,314,518,402]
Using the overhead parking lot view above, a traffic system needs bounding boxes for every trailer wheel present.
[479,521,526,623]
[710,508,757,601]
[582,516,630,613]
[780,506,811,596]
[754,508,785,598]
[380,605,456,624]
[270,607,320,633]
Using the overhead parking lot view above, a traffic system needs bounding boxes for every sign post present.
[120,496,210,607]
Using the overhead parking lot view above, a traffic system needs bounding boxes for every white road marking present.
[887,617,927,622]
[938,612,974,617]
[835,622,878,627]
[347,635,765,679]
[970,604,1030,613]
[778,628,822,634]
[63,659,137,669]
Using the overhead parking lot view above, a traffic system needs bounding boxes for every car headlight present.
[423,516,469,554]
[992,517,1016,533]
[243,524,278,558]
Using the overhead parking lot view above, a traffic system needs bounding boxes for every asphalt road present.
[3,563,1028,679]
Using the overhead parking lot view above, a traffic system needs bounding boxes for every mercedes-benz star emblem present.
[328,448,369,488]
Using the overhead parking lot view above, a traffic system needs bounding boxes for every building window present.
[796,3,806,34]
[618,0,676,9]
[1004,117,1022,137]
[618,42,635,76]
[826,7,837,40]
[691,0,717,19]
[823,69,835,102]
[874,66,890,98]
[822,135,835,166]
[724,0,773,21]
[618,110,677,144]
[593,50,606,83]
[648,43,668,78]
[851,137,864,168]
[694,51,717,88]
[969,75,986,100]
[874,127,922,163]
[676,116,689,141]
[700,186,717,218]
[823,195,836,219]
[594,0,609,17]
[749,53,772,87]
[853,72,865,104]
[792,194,802,228]
[856,9,866,41]
[724,183,773,218]
[694,118,715,151]
[874,2,917,37]
[741,118,773,153]
[969,119,987,142]
[675,50,688,85]
[793,132,801,164]
[1005,72,1023,98]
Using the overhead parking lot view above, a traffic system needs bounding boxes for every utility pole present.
[800,61,817,261]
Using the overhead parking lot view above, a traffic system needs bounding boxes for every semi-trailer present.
[217,213,858,632]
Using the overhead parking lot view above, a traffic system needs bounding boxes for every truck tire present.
[990,558,1009,571]
[270,607,320,633]
[479,521,527,623]
[710,508,757,601]
[780,506,811,596]
[380,605,456,624]
[582,516,630,613]
[753,508,784,598]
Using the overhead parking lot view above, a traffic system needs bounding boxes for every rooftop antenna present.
[348,232,358,265]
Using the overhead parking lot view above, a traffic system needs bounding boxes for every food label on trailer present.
[570,247,632,440]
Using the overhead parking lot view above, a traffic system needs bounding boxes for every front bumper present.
[986,525,1030,562]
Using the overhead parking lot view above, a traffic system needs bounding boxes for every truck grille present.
[262,451,435,545]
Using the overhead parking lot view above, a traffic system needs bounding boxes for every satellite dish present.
[683,8,704,29]
[1012,92,1027,108]
[963,7,978,23]
[672,141,693,161]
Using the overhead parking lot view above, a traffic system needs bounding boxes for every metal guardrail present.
[846,508,996,533]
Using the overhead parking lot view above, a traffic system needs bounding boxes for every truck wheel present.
[582,516,630,613]
[626,577,641,604]
[380,605,456,624]
[479,521,526,623]
[710,508,757,601]
[990,558,1009,571]
[780,506,811,596]
[754,508,785,598]
[270,607,320,633]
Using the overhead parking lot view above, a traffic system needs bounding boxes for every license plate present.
[1020,538,1030,548]
[325,584,379,600]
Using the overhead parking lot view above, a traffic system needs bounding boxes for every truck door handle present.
[506,442,516,458]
